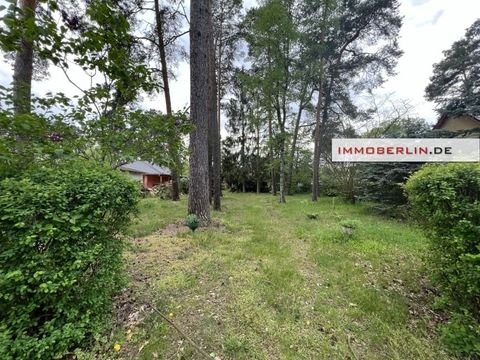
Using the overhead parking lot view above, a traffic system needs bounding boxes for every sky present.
[379,0,480,123]
[1,0,479,128]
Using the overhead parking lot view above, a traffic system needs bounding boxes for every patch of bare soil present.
[111,224,196,356]
[128,234,193,278]
[113,287,153,328]
[403,278,447,333]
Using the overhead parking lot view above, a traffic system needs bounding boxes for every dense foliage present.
[356,118,433,212]
[0,0,189,171]
[0,161,138,359]
[405,163,480,356]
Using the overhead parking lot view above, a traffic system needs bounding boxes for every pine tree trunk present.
[312,79,323,202]
[154,0,180,201]
[13,0,37,116]
[211,45,221,210]
[287,92,307,194]
[188,0,211,223]
[268,106,276,196]
[240,117,246,193]
[278,40,290,204]
[266,48,276,197]
[312,4,329,202]
[277,96,286,204]
[279,138,286,203]
[208,40,213,204]
[208,125,213,203]
[216,10,224,199]
[256,120,260,194]
[208,33,221,210]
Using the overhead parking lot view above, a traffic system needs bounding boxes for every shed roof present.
[433,113,480,129]
[119,161,171,175]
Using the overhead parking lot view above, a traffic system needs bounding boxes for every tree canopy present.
[426,19,480,116]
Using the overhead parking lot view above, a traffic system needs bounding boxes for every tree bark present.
[154,0,180,201]
[286,87,310,194]
[217,41,222,133]
[208,118,213,202]
[268,37,290,204]
[13,0,37,116]
[188,0,211,223]
[312,5,328,202]
[208,34,221,210]
[213,126,221,208]
[240,99,246,193]
[216,11,223,199]
[279,138,286,203]
[319,79,332,161]
[286,105,303,194]
[267,105,276,196]
[208,42,213,204]
[210,40,220,210]
[256,113,260,194]
[275,94,286,203]
[312,78,323,202]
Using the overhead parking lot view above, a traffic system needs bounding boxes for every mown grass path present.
[117,194,450,360]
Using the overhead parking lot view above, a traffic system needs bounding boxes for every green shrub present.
[405,163,480,356]
[185,214,200,232]
[319,170,340,197]
[180,176,189,194]
[0,161,138,359]
[151,182,173,200]
[356,118,448,214]
[357,162,421,205]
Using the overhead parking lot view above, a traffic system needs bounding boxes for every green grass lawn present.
[114,193,450,360]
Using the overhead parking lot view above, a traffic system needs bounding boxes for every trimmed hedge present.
[0,161,138,359]
[405,163,480,356]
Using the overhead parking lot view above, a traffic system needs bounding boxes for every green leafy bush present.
[320,163,357,202]
[0,111,76,180]
[405,163,480,356]
[0,161,138,359]
[185,214,200,232]
[151,182,173,200]
[319,170,340,197]
[180,176,189,194]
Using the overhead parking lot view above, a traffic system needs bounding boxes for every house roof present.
[433,113,480,129]
[119,161,171,176]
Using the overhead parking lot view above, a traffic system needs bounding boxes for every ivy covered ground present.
[95,194,451,359]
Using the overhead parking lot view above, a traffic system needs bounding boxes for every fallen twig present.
[148,305,212,359]
[347,334,359,360]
